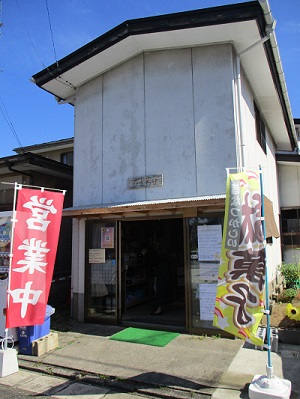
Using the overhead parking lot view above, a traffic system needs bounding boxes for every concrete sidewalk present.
[1,323,300,398]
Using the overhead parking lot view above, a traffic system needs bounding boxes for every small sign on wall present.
[128,174,163,189]
[89,248,105,264]
[101,227,114,248]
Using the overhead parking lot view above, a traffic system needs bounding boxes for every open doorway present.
[121,218,185,331]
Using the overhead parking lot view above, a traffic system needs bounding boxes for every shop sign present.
[128,174,163,189]
[101,227,114,248]
[213,170,265,346]
[6,187,64,328]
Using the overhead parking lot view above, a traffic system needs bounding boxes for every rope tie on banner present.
[0,335,14,351]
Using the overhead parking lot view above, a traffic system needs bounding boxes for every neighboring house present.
[277,119,300,265]
[0,138,74,306]
[31,2,297,335]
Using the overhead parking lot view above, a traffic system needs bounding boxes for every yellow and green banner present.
[213,171,265,346]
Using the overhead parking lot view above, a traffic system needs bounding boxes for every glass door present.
[85,220,119,323]
[187,215,224,334]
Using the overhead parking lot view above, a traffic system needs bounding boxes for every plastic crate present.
[18,305,55,355]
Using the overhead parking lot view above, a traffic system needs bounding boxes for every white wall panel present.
[144,49,196,199]
[278,165,300,208]
[74,75,103,206]
[74,45,243,205]
[192,45,236,195]
[240,75,282,275]
[240,73,279,205]
[102,55,145,203]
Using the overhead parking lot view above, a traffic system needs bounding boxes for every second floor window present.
[61,152,73,166]
[281,209,300,247]
[254,102,267,154]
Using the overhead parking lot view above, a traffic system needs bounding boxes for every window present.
[296,126,300,141]
[61,151,73,166]
[254,102,266,154]
[281,209,300,247]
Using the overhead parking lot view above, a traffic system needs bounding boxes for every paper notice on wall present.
[199,263,219,281]
[197,225,222,261]
[199,283,217,321]
[89,248,105,264]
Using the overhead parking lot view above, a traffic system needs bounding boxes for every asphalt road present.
[0,383,51,398]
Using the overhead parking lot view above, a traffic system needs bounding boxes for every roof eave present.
[0,152,73,178]
[276,152,300,163]
[31,1,296,150]
[32,2,261,86]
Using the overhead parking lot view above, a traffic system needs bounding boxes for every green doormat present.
[109,327,180,347]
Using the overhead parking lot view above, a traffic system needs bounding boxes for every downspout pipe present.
[259,0,298,151]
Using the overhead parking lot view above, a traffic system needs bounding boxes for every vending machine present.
[0,212,17,341]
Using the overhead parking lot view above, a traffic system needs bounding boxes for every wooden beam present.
[63,197,225,218]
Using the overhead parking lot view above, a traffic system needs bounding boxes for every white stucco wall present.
[277,163,300,266]
[193,45,236,195]
[74,74,104,205]
[240,73,282,280]
[240,75,278,200]
[73,44,237,207]
[278,164,300,208]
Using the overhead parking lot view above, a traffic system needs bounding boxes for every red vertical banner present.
[6,188,65,328]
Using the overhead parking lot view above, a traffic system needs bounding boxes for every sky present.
[0,0,299,158]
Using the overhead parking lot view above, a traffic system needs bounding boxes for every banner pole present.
[259,166,273,377]
[4,183,20,351]
[249,170,291,397]
[1,182,66,194]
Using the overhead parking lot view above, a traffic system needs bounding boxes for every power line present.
[45,0,58,66]
[15,0,46,69]
[15,0,76,91]
[0,1,73,156]
[42,0,77,91]
[15,0,57,69]
[0,2,23,151]
[0,94,24,151]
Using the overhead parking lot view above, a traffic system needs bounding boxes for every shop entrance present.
[121,218,185,331]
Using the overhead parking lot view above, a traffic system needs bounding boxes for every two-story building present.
[31,1,297,335]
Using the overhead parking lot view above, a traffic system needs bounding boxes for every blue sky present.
[0,0,299,157]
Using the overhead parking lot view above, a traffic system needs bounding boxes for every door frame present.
[118,217,188,330]
[84,219,120,324]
